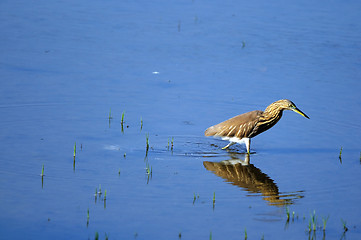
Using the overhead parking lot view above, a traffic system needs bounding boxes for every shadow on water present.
[203,152,304,206]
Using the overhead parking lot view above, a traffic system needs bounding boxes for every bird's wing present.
[205,110,263,139]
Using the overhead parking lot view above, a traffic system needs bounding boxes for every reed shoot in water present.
[311,210,317,231]
[322,215,329,231]
[109,109,112,119]
[341,219,348,232]
[74,142,76,157]
[41,164,44,177]
[146,134,149,152]
[121,111,125,125]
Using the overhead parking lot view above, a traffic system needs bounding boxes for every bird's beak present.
[291,107,310,119]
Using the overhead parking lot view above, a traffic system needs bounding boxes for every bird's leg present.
[244,138,251,154]
[222,142,235,150]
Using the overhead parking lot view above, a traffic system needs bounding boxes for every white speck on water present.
[104,145,120,151]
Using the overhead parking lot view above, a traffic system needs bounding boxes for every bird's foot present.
[221,142,236,150]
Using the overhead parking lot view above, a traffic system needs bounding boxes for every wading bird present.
[204,99,309,154]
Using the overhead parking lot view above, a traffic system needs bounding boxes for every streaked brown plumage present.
[205,99,309,153]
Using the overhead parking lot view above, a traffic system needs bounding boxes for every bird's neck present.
[262,106,284,123]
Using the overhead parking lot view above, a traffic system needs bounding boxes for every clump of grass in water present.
[212,192,215,209]
[341,218,348,232]
[121,111,125,125]
[109,108,113,120]
[310,210,317,231]
[286,207,290,221]
[74,142,76,157]
[104,189,107,200]
[322,215,329,231]
[73,142,77,170]
[193,193,200,204]
[171,137,174,150]
[339,146,343,163]
[308,220,312,232]
[244,227,247,240]
[140,117,143,131]
[146,134,149,152]
[41,164,45,177]
[209,231,212,240]
[95,232,99,240]
[146,163,152,176]
[87,208,89,226]
[98,184,102,196]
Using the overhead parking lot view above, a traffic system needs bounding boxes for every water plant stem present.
[146,134,149,152]
[311,210,317,231]
[286,207,290,221]
[109,108,112,119]
[87,208,89,226]
[121,111,125,125]
[341,219,348,232]
[322,215,329,231]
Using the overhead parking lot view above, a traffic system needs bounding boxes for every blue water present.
[1,0,361,239]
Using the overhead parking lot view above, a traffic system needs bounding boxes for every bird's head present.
[277,99,310,119]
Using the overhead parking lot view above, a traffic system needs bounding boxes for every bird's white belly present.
[221,136,249,145]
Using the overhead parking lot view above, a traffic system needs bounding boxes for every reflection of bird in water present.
[205,99,309,153]
[203,154,304,206]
